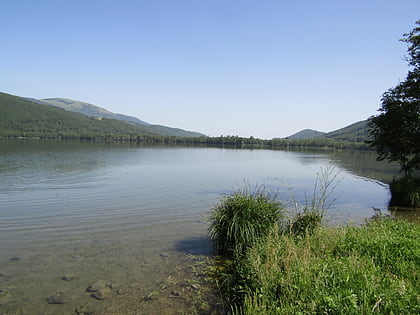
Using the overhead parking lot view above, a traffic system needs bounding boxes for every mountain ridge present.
[37,98,151,126]
[37,97,204,137]
[0,92,203,138]
[287,120,369,143]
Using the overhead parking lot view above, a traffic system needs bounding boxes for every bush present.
[390,177,420,207]
[208,185,283,258]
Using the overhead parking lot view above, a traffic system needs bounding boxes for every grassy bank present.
[208,190,419,314]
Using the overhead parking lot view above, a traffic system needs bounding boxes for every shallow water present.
[0,140,400,314]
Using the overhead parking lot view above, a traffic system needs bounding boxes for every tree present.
[368,21,420,178]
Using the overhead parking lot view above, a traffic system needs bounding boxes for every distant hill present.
[36,98,203,138]
[36,98,150,126]
[287,129,326,140]
[287,120,369,143]
[0,92,203,138]
[0,92,155,138]
[325,120,369,142]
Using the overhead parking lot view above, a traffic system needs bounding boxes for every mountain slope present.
[38,98,150,126]
[287,129,326,140]
[286,120,369,143]
[37,97,204,137]
[0,92,157,138]
[325,120,369,142]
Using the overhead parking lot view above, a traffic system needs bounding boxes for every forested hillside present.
[0,92,203,139]
[0,92,156,139]
[287,120,369,143]
[325,120,369,142]
[36,97,204,137]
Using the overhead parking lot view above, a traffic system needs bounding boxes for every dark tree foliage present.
[368,21,420,178]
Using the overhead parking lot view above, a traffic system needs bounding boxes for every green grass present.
[211,218,419,314]
[208,185,284,258]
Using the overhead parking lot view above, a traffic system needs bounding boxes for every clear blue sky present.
[1,1,419,138]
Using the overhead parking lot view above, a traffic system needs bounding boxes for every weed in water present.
[289,165,341,236]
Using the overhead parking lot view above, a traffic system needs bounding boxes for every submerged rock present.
[91,287,111,300]
[46,294,67,304]
[86,280,108,292]
[61,274,77,282]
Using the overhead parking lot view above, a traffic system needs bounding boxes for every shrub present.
[390,177,420,207]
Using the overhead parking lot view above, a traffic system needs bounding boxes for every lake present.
[0,139,401,314]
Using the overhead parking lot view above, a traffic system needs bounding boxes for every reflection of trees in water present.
[291,148,400,184]
[329,150,400,184]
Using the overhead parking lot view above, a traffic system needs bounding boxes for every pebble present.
[91,288,111,300]
[46,295,67,304]
[87,280,108,292]
[61,274,77,282]
[116,288,125,295]
[159,252,169,257]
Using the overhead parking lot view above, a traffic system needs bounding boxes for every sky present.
[1,1,419,139]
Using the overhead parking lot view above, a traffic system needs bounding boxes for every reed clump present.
[208,185,284,259]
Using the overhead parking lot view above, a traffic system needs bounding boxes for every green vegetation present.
[208,185,283,258]
[390,177,420,208]
[0,92,154,139]
[368,21,419,179]
[240,219,419,314]
[1,91,373,150]
[368,21,420,208]
[0,92,203,139]
[38,97,205,137]
[208,173,419,314]
[287,120,369,143]
[289,166,340,237]
[325,120,369,143]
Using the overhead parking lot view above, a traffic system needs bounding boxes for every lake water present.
[0,140,401,314]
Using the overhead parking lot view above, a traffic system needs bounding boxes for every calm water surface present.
[0,140,400,314]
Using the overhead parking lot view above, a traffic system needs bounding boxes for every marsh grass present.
[289,165,340,236]
[239,219,419,314]
[207,184,284,307]
[208,184,283,258]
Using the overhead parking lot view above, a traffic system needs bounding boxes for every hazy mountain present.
[23,96,204,137]
[37,98,150,126]
[287,129,326,140]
